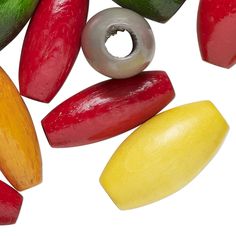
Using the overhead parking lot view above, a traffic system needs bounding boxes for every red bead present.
[42,71,175,147]
[19,0,89,103]
[198,0,236,68]
[0,180,23,225]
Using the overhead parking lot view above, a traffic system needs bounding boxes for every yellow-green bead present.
[0,0,39,50]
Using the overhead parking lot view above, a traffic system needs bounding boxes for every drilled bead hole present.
[105,30,134,58]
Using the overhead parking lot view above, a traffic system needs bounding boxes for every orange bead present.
[0,67,42,191]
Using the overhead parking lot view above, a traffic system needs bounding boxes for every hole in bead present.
[105,30,134,58]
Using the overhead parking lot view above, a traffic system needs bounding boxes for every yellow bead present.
[0,67,42,191]
[100,101,229,210]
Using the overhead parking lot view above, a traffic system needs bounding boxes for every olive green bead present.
[112,0,186,23]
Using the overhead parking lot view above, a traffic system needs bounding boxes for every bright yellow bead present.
[100,101,229,210]
[0,67,42,191]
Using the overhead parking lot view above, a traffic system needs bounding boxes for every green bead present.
[112,0,186,23]
[0,0,39,50]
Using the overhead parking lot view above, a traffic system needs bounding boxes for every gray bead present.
[82,8,155,79]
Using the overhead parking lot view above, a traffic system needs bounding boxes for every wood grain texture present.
[100,101,229,210]
[112,0,186,23]
[0,180,23,225]
[19,0,89,102]
[0,0,39,50]
[0,67,42,191]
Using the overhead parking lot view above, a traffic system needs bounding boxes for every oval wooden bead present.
[19,0,89,103]
[42,71,175,147]
[198,0,236,68]
[112,0,186,23]
[0,68,42,191]
[0,180,23,225]
[0,0,39,50]
[100,101,229,210]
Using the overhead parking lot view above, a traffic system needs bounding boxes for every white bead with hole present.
[81,8,156,79]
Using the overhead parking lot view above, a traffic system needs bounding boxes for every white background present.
[1,0,236,235]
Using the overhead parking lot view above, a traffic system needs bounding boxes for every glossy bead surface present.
[100,101,229,210]
[19,0,89,103]
[0,0,39,50]
[0,68,42,191]
[198,0,236,68]
[42,71,175,147]
[0,180,23,225]
[82,8,155,79]
[112,0,186,23]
